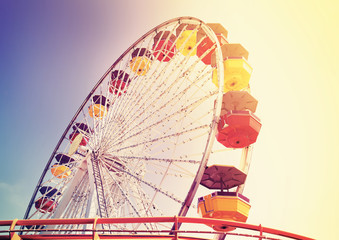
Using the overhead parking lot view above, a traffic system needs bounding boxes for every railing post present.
[258,224,263,240]
[174,216,178,240]
[93,217,100,240]
[9,219,21,240]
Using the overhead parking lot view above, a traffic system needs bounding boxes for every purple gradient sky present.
[1,1,339,239]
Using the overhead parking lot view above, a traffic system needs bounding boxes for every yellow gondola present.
[176,24,197,56]
[88,104,107,119]
[129,48,152,76]
[88,95,109,119]
[211,43,252,92]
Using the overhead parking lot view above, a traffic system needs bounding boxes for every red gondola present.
[153,31,176,62]
[217,110,261,148]
[197,23,228,65]
[109,70,131,96]
[34,197,57,213]
[69,132,88,146]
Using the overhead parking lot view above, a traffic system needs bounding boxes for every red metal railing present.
[0,216,314,240]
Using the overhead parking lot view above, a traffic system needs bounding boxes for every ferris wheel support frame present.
[43,157,89,231]
[237,146,253,194]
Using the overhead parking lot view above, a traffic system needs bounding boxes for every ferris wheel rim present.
[23,17,226,230]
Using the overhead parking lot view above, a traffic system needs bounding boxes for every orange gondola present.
[198,191,251,232]
[51,164,71,179]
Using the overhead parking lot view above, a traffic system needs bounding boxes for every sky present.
[0,0,339,239]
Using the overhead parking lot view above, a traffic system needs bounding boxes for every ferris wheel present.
[23,17,261,233]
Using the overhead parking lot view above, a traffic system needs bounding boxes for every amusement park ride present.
[0,17,313,240]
